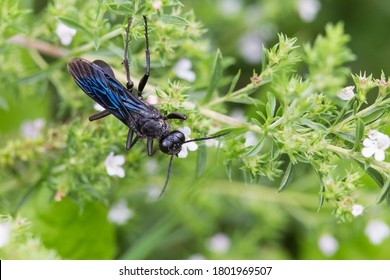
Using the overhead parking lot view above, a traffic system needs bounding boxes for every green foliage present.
[1,0,390,260]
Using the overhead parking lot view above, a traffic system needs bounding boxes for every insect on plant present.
[67,16,227,196]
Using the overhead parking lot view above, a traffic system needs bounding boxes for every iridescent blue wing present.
[67,58,149,125]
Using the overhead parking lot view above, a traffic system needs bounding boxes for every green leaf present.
[106,2,135,15]
[360,107,385,125]
[227,69,241,95]
[337,132,355,144]
[299,118,327,131]
[159,14,190,25]
[377,179,390,204]
[246,135,266,157]
[354,118,364,150]
[20,187,116,259]
[229,96,262,105]
[278,160,294,192]
[355,160,384,188]
[57,16,92,35]
[266,92,276,118]
[202,49,223,104]
[212,126,249,139]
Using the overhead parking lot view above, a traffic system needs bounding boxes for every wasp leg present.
[89,110,111,121]
[138,16,150,97]
[147,137,154,156]
[126,129,139,150]
[123,17,134,91]
[165,112,187,121]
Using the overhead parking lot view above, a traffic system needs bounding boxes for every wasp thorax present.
[159,130,186,155]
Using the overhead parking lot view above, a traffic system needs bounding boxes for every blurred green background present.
[1,0,390,260]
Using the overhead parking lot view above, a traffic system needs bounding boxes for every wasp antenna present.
[159,154,175,197]
[184,132,230,144]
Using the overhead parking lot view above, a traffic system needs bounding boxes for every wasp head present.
[159,130,186,155]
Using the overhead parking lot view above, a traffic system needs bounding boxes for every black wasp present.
[67,16,226,195]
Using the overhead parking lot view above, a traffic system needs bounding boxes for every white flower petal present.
[207,233,231,253]
[21,119,46,140]
[115,167,125,178]
[179,126,191,137]
[56,22,77,46]
[374,150,385,162]
[337,86,355,101]
[361,130,390,161]
[177,147,188,158]
[105,152,126,178]
[114,155,125,165]
[365,220,390,245]
[108,199,134,225]
[361,146,376,158]
[351,204,364,217]
[363,138,374,147]
[146,95,158,105]
[186,141,198,152]
[297,0,321,22]
[318,234,338,257]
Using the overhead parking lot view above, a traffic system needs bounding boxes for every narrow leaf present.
[246,135,266,157]
[376,179,390,204]
[361,107,385,125]
[227,69,241,95]
[278,161,294,192]
[57,16,92,35]
[266,92,276,118]
[159,15,190,25]
[299,119,327,131]
[354,118,364,150]
[355,160,384,188]
[212,126,248,139]
[202,49,223,104]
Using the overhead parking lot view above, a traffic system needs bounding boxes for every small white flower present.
[105,152,126,178]
[365,220,390,245]
[351,204,364,217]
[207,233,231,253]
[107,199,134,225]
[0,223,11,248]
[56,22,77,46]
[177,127,198,158]
[238,32,263,64]
[361,130,390,161]
[297,0,321,22]
[318,234,339,257]
[146,95,159,105]
[173,58,196,82]
[21,118,46,140]
[152,0,162,10]
[337,86,355,101]
[94,103,105,112]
